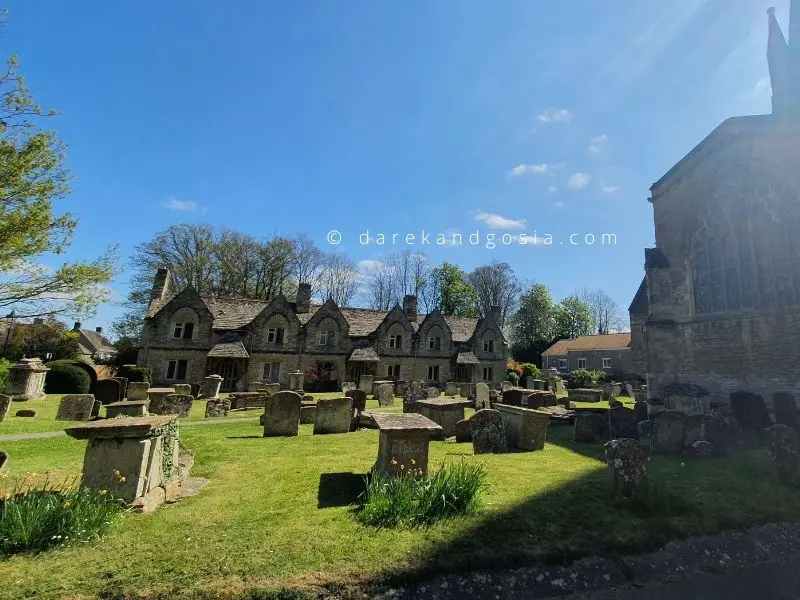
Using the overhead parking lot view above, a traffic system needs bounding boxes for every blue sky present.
[3,0,781,332]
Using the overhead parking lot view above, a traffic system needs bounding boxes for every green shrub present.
[566,368,608,389]
[0,358,11,393]
[355,460,488,528]
[520,363,539,379]
[0,476,125,556]
[505,371,519,385]
[118,365,152,386]
[44,362,91,394]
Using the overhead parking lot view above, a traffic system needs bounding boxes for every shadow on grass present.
[317,472,367,508]
[226,435,263,440]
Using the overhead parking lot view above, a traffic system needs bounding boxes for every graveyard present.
[3,381,800,600]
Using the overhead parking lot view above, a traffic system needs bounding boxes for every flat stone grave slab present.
[147,387,175,401]
[568,388,604,403]
[106,400,149,419]
[65,415,175,439]
[416,398,472,438]
[372,412,443,476]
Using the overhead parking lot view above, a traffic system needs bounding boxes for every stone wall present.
[566,349,632,375]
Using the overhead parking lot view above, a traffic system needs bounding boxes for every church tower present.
[768,2,800,116]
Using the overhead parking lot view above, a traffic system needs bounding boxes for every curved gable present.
[305,298,350,336]
[418,309,452,341]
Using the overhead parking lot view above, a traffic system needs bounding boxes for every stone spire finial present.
[768,5,791,115]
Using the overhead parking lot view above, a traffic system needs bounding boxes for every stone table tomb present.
[372,412,443,476]
[495,403,550,451]
[106,400,149,418]
[416,397,472,438]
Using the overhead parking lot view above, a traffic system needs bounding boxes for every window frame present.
[482,366,493,381]
[577,357,587,369]
[602,357,612,369]
[263,361,281,382]
[387,364,401,378]
[428,336,441,351]
[559,358,567,369]
[165,359,188,381]
[182,322,194,340]
[389,334,402,349]
[483,339,494,353]
[427,365,440,381]
[172,322,184,339]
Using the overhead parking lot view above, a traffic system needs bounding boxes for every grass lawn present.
[1,415,799,600]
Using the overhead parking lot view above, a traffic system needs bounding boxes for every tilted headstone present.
[55,394,97,421]
[455,418,471,443]
[127,382,150,402]
[574,413,609,443]
[173,383,192,396]
[395,380,408,398]
[263,391,302,437]
[403,380,426,413]
[341,381,356,394]
[773,392,799,431]
[764,424,800,485]
[204,397,231,418]
[470,409,507,454]
[0,394,11,423]
[346,389,368,411]
[651,410,686,454]
[608,406,638,440]
[197,375,223,400]
[358,374,374,394]
[376,383,394,407]
[95,379,123,405]
[313,397,354,435]
[604,438,647,499]
[633,400,649,424]
[624,383,635,398]
[445,382,458,397]
[474,382,491,410]
[730,391,773,433]
[149,394,193,418]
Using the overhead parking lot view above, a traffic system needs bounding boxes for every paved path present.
[0,415,259,443]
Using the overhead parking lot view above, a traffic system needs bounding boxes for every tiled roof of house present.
[340,307,392,337]
[456,351,480,364]
[349,347,381,362]
[79,329,116,354]
[207,333,250,358]
[444,316,478,343]
[542,333,631,356]
[201,296,270,330]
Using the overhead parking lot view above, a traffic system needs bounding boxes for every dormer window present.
[267,328,285,345]
[319,330,335,347]
[173,322,194,340]
[428,336,441,351]
[483,339,494,353]
[389,334,402,349]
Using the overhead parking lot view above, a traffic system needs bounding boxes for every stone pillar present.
[4,358,49,401]
[289,370,304,392]
[197,374,223,400]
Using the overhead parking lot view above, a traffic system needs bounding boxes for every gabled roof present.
[207,333,250,358]
[542,333,632,356]
[349,347,380,362]
[201,295,270,330]
[629,276,649,315]
[444,316,478,343]
[79,329,116,354]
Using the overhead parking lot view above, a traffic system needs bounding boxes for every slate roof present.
[349,347,381,362]
[201,296,270,330]
[79,329,116,354]
[207,332,250,358]
[456,351,480,364]
[444,316,479,343]
[542,333,632,356]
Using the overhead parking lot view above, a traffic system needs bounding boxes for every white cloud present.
[357,259,385,275]
[162,197,208,213]
[568,173,591,190]
[536,108,573,123]
[599,182,621,194]
[588,134,609,154]
[548,186,558,193]
[509,163,554,178]
[554,200,566,209]
[474,211,526,230]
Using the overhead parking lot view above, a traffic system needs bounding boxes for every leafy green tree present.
[553,296,595,340]
[0,54,116,318]
[5,319,80,362]
[509,283,556,362]
[431,262,478,317]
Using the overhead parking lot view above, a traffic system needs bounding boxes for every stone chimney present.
[73,322,82,332]
[404,295,418,322]
[296,283,312,314]
[95,326,103,334]
[150,268,171,303]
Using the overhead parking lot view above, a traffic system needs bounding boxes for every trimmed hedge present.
[45,362,91,394]
[117,365,152,386]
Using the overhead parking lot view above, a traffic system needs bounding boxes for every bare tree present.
[363,259,398,310]
[467,261,521,326]
[318,252,361,306]
[578,288,628,334]
[290,233,325,287]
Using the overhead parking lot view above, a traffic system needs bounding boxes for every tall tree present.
[290,233,325,288]
[430,262,478,317]
[0,54,116,318]
[468,261,521,326]
[508,282,556,362]
[553,296,595,340]
[578,287,627,334]
[318,252,360,306]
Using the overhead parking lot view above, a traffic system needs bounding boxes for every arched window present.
[691,168,800,314]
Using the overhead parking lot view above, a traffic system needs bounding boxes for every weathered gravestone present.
[403,380,426,413]
[489,390,500,405]
[549,376,565,395]
[426,387,440,399]
[608,406,638,439]
[455,418,471,443]
[395,380,408,398]
[5,357,48,401]
[372,412,442,477]
[773,392,799,431]
[55,394,97,421]
[358,375,374,394]
[496,404,549,451]
[651,410,686,454]
[376,383,394,407]
[149,394,193,418]
[111,377,128,400]
[541,392,558,407]
[470,409,507,454]
[106,401,148,418]
[445,382,458,397]
[625,383,635,398]
[263,391,301,437]
[204,397,231,418]
[501,381,512,392]
[568,388,603,403]
[685,440,714,459]
[96,379,123,405]
[764,424,800,485]
[16,409,36,417]
[524,393,544,409]
[197,375,223,400]
[127,382,150,402]
[730,391,773,433]
[262,383,280,395]
[474,382,491,410]
[574,413,609,443]
[300,405,317,425]
[173,383,192,396]
[346,389,368,412]
[313,397,354,435]
[341,381,356,394]
[502,388,525,407]
[0,394,11,423]
[683,414,714,448]
[633,400,649,424]
[604,438,647,499]
[289,371,304,392]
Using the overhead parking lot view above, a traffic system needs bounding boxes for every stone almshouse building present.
[137,268,507,392]
[629,5,800,405]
